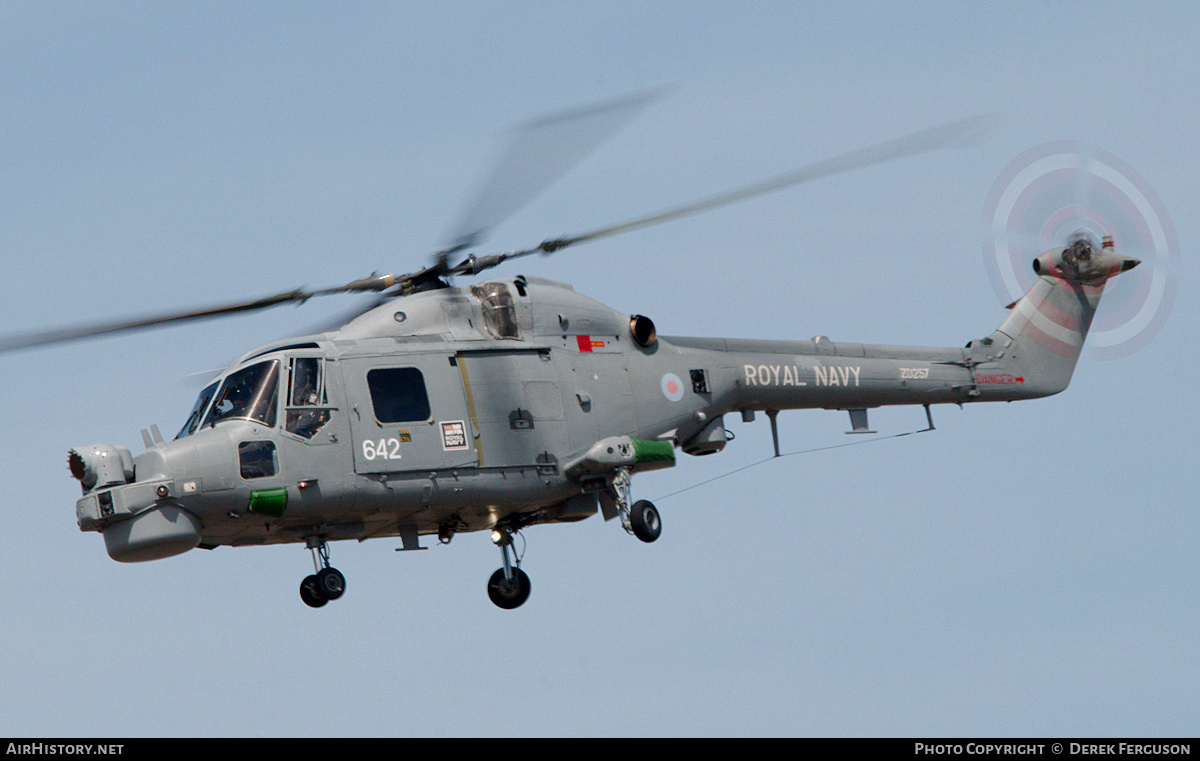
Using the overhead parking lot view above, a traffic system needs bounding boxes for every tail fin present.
[968,237,1140,400]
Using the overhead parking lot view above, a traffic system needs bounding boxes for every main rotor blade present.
[0,292,299,353]
[1,112,994,354]
[483,113,999,265]
[441,85,671,256]
[0,273,400,354]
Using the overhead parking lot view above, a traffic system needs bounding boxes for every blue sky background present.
[1,2,1195,737]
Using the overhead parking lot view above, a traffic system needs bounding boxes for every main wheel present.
[630,500,662,543]
[300,575,328,608]
[487,567,531,609]
[315,567,346,601]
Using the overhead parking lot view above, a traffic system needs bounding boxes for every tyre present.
[630,500,661,543]
[487,567,531,609]
[300,575,328,608]
[315,567,346,601]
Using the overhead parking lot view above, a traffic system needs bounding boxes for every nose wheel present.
[488,527,531,609]
[299,537,346,608]
[487,566,531,609]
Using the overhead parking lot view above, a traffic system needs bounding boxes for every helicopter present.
[1,93,1140,609]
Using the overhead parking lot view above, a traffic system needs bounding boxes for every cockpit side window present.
[286,357,331,439]
[202,360,280,429]
[176,381,220,439]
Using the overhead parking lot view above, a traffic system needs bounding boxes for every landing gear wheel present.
[630,500,662,543]
[300,575,328,608]
[299,537,346,608]
[315,567,346,601]
[487,567,531,609]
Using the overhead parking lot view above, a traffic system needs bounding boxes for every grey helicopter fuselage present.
[41,101,1140,609]
[70,236,1139,571]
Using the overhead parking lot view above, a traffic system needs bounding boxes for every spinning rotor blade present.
[441,85,671,257]
[0,108,995,354]
[2,88,672,354]
[0,273,400,354]
[452,113,998,272]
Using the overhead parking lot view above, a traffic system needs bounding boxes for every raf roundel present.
[661,373,685,402]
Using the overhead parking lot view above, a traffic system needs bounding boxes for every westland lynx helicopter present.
[2,93,1139,609]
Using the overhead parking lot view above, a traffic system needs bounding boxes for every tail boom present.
[655,241,1139,433]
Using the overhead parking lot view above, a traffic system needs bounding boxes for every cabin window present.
[367,367,432,423]
[203,360,280,429]
[238,440,278,479]
[286,357,331,438]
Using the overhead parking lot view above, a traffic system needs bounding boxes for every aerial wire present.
[652,423,935,503]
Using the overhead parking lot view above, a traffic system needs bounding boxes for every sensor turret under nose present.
[68,444,134,493]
